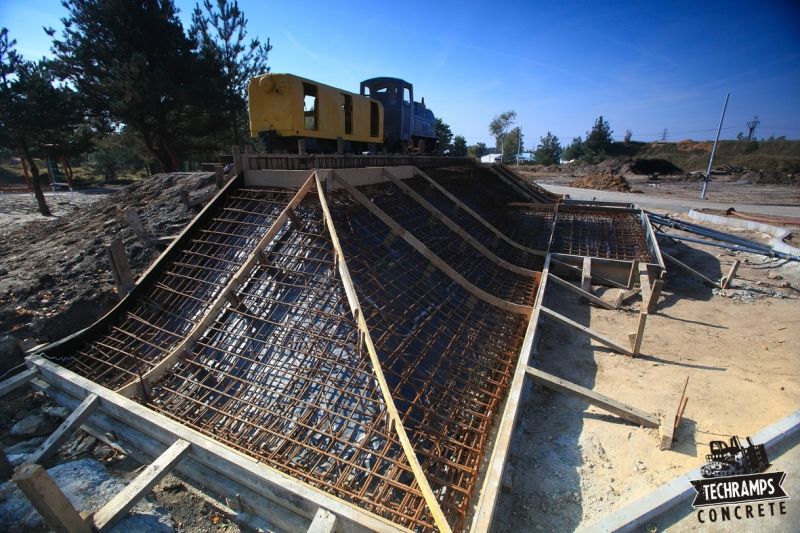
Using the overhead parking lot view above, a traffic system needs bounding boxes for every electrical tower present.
[746,116,760,141]
[661,128,668,141]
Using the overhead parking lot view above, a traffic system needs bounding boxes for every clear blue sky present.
[2,0,799,147]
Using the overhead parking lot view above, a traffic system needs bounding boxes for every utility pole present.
[516,128,521,168]
[661,128,668,142]
[746,116,760,141]
[700,93,730,200]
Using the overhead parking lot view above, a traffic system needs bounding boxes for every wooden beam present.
[106,239,134,298]
[124,208,150,243]
[470,253,552,533]
[540,306,633,356]
[93,439,191,531]
[547,273,616,310]
[117,174,316,398]
[628,311,648,357]
[413,168,546,257]
[383,169,538,277]
[13,463,92,533]
[662,251,719,288]
[315,174,453,533]
[0,367,38,397]
[638,262,652,309]
[0,449,12,481]
[648,278,664,313]
[581,257,592,292]
[488,166,538,203]
[334,173,532,317]
[525,366,659,428]
[550,257,628,289]
[308,508,337,533]
[27,393,99,465]
[29,356,397,532]
[720,259,741,289]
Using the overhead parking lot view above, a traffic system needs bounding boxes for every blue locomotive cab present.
[361,77,437,153]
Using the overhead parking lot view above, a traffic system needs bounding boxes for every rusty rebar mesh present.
[423,168,556,251]
[355,181,538,306]
[329,189,531,531]
[57,187,297,390]
[495,165,560,203]
[551,208,652,262]
[402,176,544,270]
[142,197,436,530]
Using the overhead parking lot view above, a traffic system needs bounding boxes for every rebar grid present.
[355,181,538,306]
[141,198,435,530]
[329,189,531,531]
[551,208,652,261]
[60,187,297,390]
[404,176,544,269]
[423,168,556,251]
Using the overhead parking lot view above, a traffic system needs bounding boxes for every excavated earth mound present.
[568,173,632,192]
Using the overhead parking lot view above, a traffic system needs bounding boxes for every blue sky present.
[2,0,799,147]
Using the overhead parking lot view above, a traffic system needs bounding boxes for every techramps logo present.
[690,435,789,525]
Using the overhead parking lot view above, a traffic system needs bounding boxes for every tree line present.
[1,0,270,214]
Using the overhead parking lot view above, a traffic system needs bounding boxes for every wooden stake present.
[0,449,12,481]
[581,257,592,292]
[660,376,690,450]
[0,367,38,397]
[525,366,659,428]
[540,306,633,356]
[308,507,337,533]
[13,463,91,533]
[214,165,224,189]
[720,259,741,289]
[124,208,150,243]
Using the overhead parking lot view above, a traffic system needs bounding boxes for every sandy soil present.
[494,219,800,531]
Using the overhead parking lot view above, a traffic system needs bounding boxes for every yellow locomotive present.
[248,73,384,153]
[248,73,439,153]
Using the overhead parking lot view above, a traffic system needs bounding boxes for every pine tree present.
[534,131,562,165]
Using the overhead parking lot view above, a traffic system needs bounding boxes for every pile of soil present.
[625,158,683,175]
[0,172,215,345]
[568,173,632,192]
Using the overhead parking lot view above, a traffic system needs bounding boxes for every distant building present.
[480,153,503,163]
[515,152,534,162]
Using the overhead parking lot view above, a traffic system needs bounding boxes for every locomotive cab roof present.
[360,77,413,95]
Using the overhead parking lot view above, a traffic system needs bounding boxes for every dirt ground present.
[1,171,799,532]
[494,209,800,531]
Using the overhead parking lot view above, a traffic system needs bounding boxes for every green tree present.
[562,136,585,161]
[50,0,228,172]
[90,129,152,181]
[489,110,517,151]
[468,142,489,158]
[501,126,523,160]
[190,0,272,145]
[451,135,467,157]
[585,115,613,155]
[534,131,562,165]
[0,30,87,216]
[435,118,453,155]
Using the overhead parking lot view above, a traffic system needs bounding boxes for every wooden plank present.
[93,439,191,531]
[414,168,546,256]
[0,367,38,397]
[648,279,664,313]
[488,166,538,202]
[470,253,552,533]
[124,208,150,243]
[30,356,398,533]
[547,273,616,310]
[106,239,134,297]
[661,251,719,288]
[626,259,639,289]
[0,449,12,481]
[27,393,99,465]
[316,174,453,533]
[334,173,532,317]
[308,508,337,533]
[13,463,92,533]
[525,366,659,428]
[550,257,628,289]
[540,306,633,356]
[117,174,316,398]
[720,259,741,289]
[383,169,538,277]
[581,257,592,292]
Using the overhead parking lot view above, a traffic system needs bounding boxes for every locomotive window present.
[403,87,410,104]
[303,83,318,130]
[342,93,353,135]
[370,102,379,137]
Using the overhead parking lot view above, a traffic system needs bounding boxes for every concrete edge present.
[687,209,791,240]
[578,410,800,533]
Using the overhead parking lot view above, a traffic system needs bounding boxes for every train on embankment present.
[248,73,438,154]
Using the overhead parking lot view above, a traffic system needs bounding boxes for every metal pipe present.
[657,232,799,261]
[700,93,729,200]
